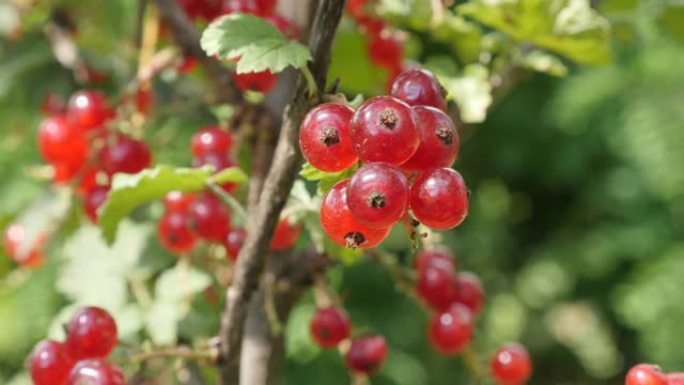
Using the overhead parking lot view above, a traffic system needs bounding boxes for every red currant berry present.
[390,68,447,111]
[100,136,151,176]
[187,194,231,242]
[67,90,114,132]
[163,191,195,213]
[41,92,66,116]
[224,228,246,262]
[83,185,110,222]
[347,162,408,228]
[321,180,391,248]
[158,211,197,254]
[299,103,357,172]
[265,14,300,40]
[454,271,485,315]
[409,168,468,230]
[270,219,301,250]
[401,106,459,172]
[416,264,457,311]
[191,126,233,157]
[37,115,88,165]
[490,343,532,385]
[193,151,237,193]
[309,307,351,348]
[428,303,473,354]
[29,340,74,385]
[233,70,278,93]
[667,373,684,385]
[3,223,44,268]
[367,31,403,71]
[178,0,205,19]
[357,16,386,36]
[65,306,118,360]
[66,359,125,385]
[350,96,419,165]
[413,246,455,272]
[345,334,388,374]
[255,0,278,14]
[626,364,667,385]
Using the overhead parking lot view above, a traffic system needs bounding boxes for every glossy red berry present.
[666,373,684,385]
[416,264,457,311]
[390,68,447,111]
[626,364,667,385]
[401,106,459,172]
[345,334,388,374]
[187,194,231,242]
[37,115,88,164]
[409,168,468,230]
[454,272,485,315]
[413,246,455,272]
[321,180,391,248]
[299,103,358,172]
[310,307,351,348]
[65,306,118,360]
[191,126,233,157]
[428,303,473,354]
[66,359,125,385]
[3,223,44,268]
[233,70,278,93]
[224,228,246,262]
[67,90,114,132]
[83,186,110,222]
[158,211,197,254]
[29,340,74,385]
[163,191,195,213]
[367,32,403,71]
[270,219,301,250]
[100,136,151,176]
[192,151,237,193]
[350,96,419,165]
[265,14,300,40]
[347,162,408,228]
[490,343,532,385]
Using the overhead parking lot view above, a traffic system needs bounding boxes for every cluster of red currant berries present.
[300,67,466,248]
[626,364,684,385]
[29,306,124,385]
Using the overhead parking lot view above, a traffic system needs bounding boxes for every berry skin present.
[490,343,532,385]
[320,180,391,248]
[345,334,388,374]
[224,228,246,262]
[350,96,420,165]
[309,307,351,348]
[416,264,458,311]
[66,359,126,385]
[100,136,152,176]
[191,126,233,157]
[626,364,667,385]
[187,194,231,242]
[414,246,456,272]
[270,219,301,250]
[409,168,468,230]
[666,373,684,385]
[390,68,447,111]
[233,70,278,93]
[367,32,403,71]
[299,103,358,172]
[83,185,111,222]
[37,115,88,165]
[158,211,197,254]
[3,223,44,268]
[29,340,74,385]
[65,307,118,360]
[453,272,485,315]
[163,191,195,213]
[67,90,114,132]
[428,303,473,354]
[346,162,409,228]
[401,106,459,172]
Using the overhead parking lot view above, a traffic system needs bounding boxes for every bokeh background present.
[0,0,683,384]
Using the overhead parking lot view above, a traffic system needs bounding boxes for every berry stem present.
[301,66,319,100]
[367,250,422,305]
[264,271,284,336]
[206,179,247,225]
[462,345,486,385]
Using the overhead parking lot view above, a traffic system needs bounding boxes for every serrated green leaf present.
[299,162,356,195]
[201,13,312,74]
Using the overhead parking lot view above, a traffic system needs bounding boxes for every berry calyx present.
[309,307,351,348]
[413,246,456,272]
[83,185,111,223]
[401,106,460,172]
[390,68,447,111]
[490,343,532,385]
[191,126,233,157]
[299,103,358,172]
[233,70,278,93]
[224,228,246,262]
[626,364,667,385]
[345,334,388,374]
[29,340,74,385]
[67,90,114,132]
[270,219,301,250]
[409,168,468,230]
[158,210,197,254]
[453,271,485,315]
[187,193,231,242]
[65,306,118,360]
[416,264,457,311]
[347,162,409,228]
[66,359,126,385]
[100,136,152,176]
[428,303,473,354]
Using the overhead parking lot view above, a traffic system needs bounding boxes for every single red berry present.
[192,151,237,193]
[409,168,468,230]
[454,272,485,315]
[390,68,447,111]
[428,303,473,354]
[310,307,351,348]
[37,115,88,165]
[163,191,196,213]
[321,180,391,248]
[401,106,459,172]
[626,364,667,385]
[367,31,403,71]
[666,373,684,385]
[345,334,388,374]
[83,185,110,222]
[191,126,233,157]
[416,264,458,311]
[65,306,118,360]
[3,223,44,268]
[265,14,300,40]
[66,359,126,385]
[299,103,358,172]
[233,70,278,93]
[67,90,114,132]
[158,210,197,254]
[199,0,223,19]
[350,96,420,165]
[270,219,301,250]
[41,92,66,116]
[490,343,532,385]
[100,136,151,176]
[413,246,455,272]
[347,162,409,228]
[29,340,74,385]
[224,228,246,262]
[187,194,231,242]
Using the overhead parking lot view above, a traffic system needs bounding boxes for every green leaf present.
[519,50,569,76]
[201,13,312,74]
[146,301,181,346]
[299,162,355,195]
[155,263,212,302]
